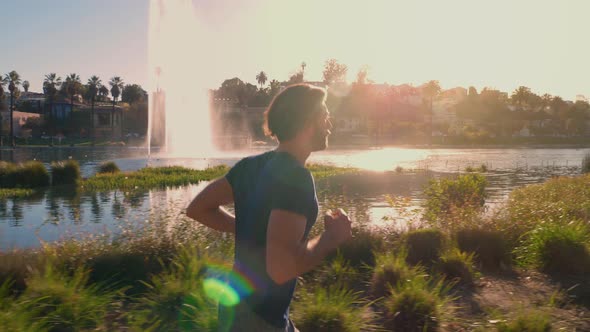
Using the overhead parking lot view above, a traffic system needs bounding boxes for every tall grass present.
[0,188,34,198]
[51,160,81,186]
[436,248,476,286]
[515,221,590,275]
[20,264,119,331]
[370,251,416,299]
[293,286,375,332]
[0,161,50,189]
[456,228,511,271]
[405,228,446,266]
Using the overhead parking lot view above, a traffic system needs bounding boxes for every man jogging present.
[187,84,352,331]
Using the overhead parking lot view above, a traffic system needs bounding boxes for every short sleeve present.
[225,159,245,189]
[269,166,314,217]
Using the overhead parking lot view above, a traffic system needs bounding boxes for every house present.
[0,110,40,137]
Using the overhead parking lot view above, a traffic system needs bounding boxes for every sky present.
[1,0,588,100]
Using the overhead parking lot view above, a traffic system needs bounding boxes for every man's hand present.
[323,208,352,247]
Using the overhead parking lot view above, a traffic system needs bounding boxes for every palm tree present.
[0,77,5,139]
[98,85,109,101]
[109,77,124,135]
[43,73,62,135]
[87,76,102,142]
[22,80,30,92]
[256,71,267,90]
[64,73,82,116]
[5,71,22,144]
[301,62,306,75]
[422,80,441,143]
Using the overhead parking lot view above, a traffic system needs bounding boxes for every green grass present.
[496,310,552,332]
[506,174,590,235]
[370,250,416,299]
[293,286,374,332]
[0,188,34,198]
[96,161,120,174]
[515,221,590,276]
[456,228,511,271]
[80,165,230,191]
[51,160,81,186]
[307,163,358,179]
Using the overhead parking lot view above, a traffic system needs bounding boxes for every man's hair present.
[264,84,327,142]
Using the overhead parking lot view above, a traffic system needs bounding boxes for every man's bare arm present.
[266,209,351,284]
[186,177,235,233]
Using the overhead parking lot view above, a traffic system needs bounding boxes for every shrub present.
[370,251,415,299]
[582,152,590,174]
[0,161,18,187]
[456,228,511,271]
[516,221,590,276]
[382,277,449,332]
[21,264,118,331]
[293,286,373,332]
[423,173,488,226]
[496,310,552,332]
[405,229,445,266]
[436,248,476,286]
[51,160,81,186]
[96,161,120,174]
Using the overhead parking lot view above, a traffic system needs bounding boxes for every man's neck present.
[275,141,311,166]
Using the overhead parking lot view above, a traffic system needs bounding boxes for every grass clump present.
[465,164,488,173]
[423,173,488,227]
[96,161,120,174]
[293,286,374,332]
[314,254,362,291]
[456,228,511,271]
[0,161,50,188]
[496,310,552,332]
[436,248,476,286]
[51,160,81,186]
[382,276,450,332]
[405,228,446,266]
[370,251,415,299]
[332,227,384,269]
[516,221,590,276]
[20,264,119,331]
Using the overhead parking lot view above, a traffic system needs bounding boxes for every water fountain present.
[147,0,214,158]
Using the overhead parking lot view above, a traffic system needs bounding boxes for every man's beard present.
[311,126,329,151]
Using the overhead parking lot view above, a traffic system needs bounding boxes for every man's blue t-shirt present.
[225,150,318,328]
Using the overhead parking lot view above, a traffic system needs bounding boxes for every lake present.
[1,146,588,249]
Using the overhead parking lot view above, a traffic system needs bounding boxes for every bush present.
[370,251,415,299]
[423,173,488,226]
[51,160,81,186]
[405,229,445,266]
[582,152,590,174]
[96,161,120,174]
[497,310,552,332]
[436,249,476,286]
[516,222,590,276]
[293,286,373,332]
[314,254,362,291]
[382,277,449,332]
[0,161,18,187]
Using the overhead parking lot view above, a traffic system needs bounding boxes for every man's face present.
[310,103,332,152]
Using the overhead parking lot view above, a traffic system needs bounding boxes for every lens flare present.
[203,278,240,306]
